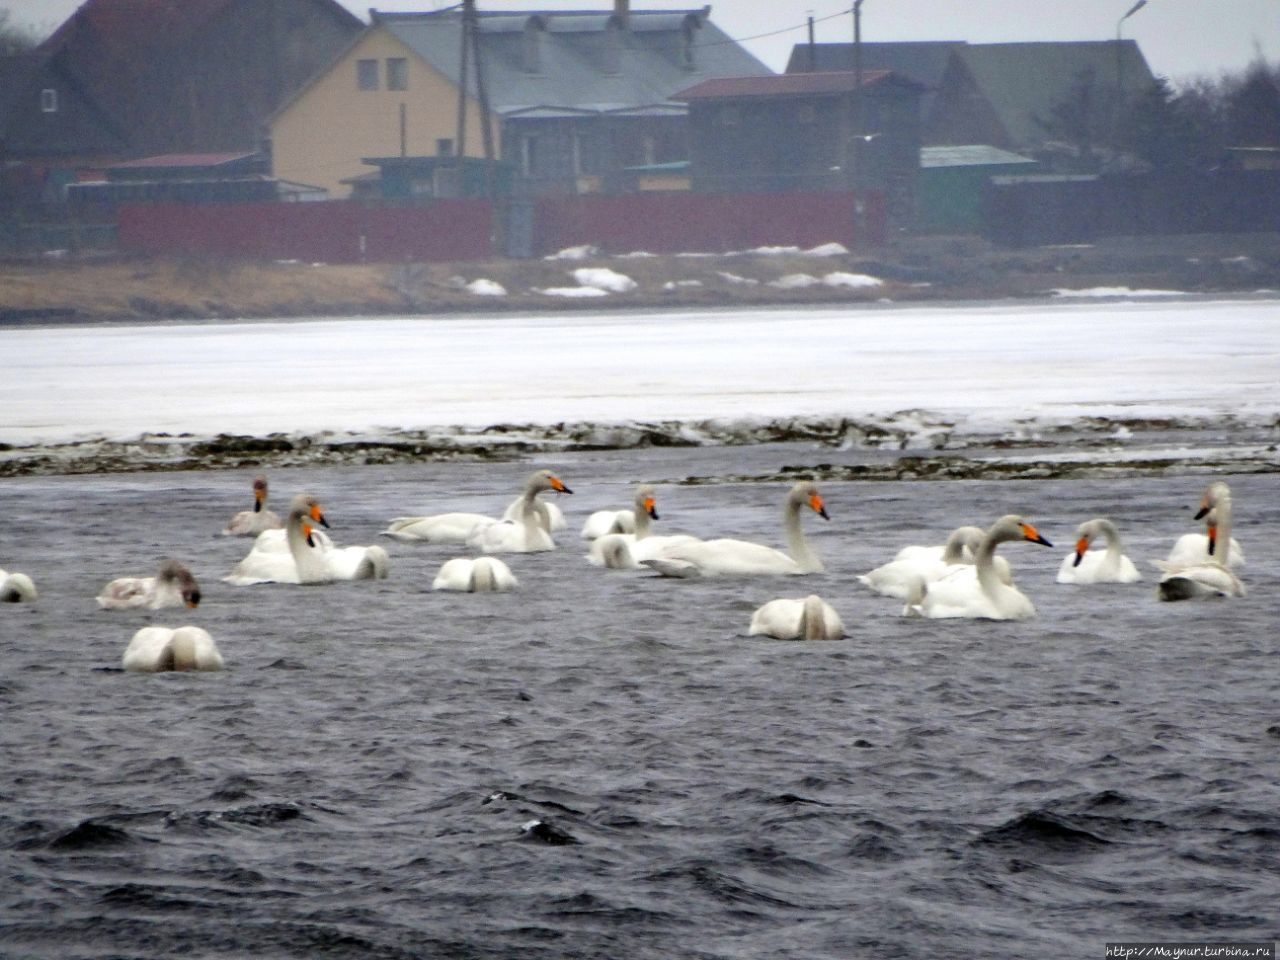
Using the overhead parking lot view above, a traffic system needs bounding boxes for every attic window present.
[386,58,408,91]
[357,59,379,91]
[41,89,57,113]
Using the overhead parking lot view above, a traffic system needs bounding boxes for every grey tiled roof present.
[379,7,771,116]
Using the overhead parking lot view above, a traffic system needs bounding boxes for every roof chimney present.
[613,0,629,27]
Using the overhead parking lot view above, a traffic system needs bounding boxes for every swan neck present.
[785,498,822,573]
[634,503,652,539]
[975,536,1004,595]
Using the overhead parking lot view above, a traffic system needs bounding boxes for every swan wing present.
[1,571,38,602]
[97,576,153,609]
[580,508,636,540]
[170,627,224,671]
[384,513,494,543]
[652,538,802,577]
[122,627,176,671]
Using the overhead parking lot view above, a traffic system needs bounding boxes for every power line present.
[697,6,855,50]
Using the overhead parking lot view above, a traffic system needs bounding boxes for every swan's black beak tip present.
[1072,551,1084,567]
[1194,506,1210,520]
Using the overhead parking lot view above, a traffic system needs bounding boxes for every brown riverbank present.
[2,232,1279,324]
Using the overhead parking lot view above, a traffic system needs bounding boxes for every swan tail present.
[355,546,391,580]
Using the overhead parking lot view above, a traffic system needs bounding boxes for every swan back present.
[749,595,845,640]
[123,626,223,672]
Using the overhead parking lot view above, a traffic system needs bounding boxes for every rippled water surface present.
[2,446,1278,959]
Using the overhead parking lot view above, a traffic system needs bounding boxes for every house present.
[674,70,924,222]
[1,0,361,175]
[269,2,771,199]
[787,40,1156,154]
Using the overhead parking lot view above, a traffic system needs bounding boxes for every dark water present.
[2,445,1278,959]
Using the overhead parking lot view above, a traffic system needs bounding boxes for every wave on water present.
[2,410,1276,479]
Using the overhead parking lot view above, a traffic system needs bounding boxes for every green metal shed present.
[919,145,1036,233]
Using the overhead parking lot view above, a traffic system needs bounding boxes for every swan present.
[858,525,1011,599]
[902,515,1053,620]
[97,559,202,610]
[640,480,828,578]
[220,474,284,536]
[466,471,574,554]
[1163,481,1245,568]
[224,494,389,585]
[1154,498,1246,601]
[1056,517,1141,584]
[432,557,519,592]
[749,594,845,640]
[579,487,649,540]
[384,470,571,544]
[586,485,688,568]
[503,496,567,534]
[123,626,223,672]
[1,568,38,602]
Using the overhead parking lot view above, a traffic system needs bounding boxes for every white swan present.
[1,568,38,602]
[1154,494,1246,601]
[123,626,223,672]
[1163,481,1245,568]
[586,485,686,568]
[641,481,828,578]
[432,556,519,592]
[97,559,202,610]
[858,525,1011,599]
[221,474,284,536]
[504,496,567,534]
[1056,517,1141,584]
[224,494,390,585]
[749,594,845,640]
[466,471,574,554]
[902,515,1053,620]
[384,470,571,544]
[579,487,648,540]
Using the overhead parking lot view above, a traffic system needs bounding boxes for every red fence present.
[117,190,884,263]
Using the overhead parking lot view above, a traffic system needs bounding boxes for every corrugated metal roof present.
[378,7,771,116]
[110,152,258,169]
[675,70,909,101]
[921,145,1035,168]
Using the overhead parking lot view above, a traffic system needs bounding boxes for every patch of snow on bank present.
[769,273,820,289]
[536,286,608,298]
[573,268,637,293]
[807,243,850,256]
[544,245,598,261]
[662,280,703,291]
[717,271,759,286]
[1051,286,1185,298]
[465,279,507,296]
[824,272,883,288]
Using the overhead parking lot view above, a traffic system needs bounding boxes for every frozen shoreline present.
[3,298,1277,477]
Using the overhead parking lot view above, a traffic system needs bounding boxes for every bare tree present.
[0,10,40,56]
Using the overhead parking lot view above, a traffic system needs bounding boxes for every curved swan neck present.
[633,489,654,539]
[1095,519,1123,560]
[784,495,822,573]
[1210,495,1234,565]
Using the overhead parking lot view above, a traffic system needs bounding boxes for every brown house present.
[674,70,924,221]
[2,0,361,171]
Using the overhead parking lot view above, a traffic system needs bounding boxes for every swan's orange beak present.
[1207,523,1217,555]
[644,495,658,520]
[810,492,829,520]
[549,475,573,494]
[1073,536,1089,567]
[303,520,316,548]
[253,486,266,513]
[1021,522,1052,547]
[309,502,330,528]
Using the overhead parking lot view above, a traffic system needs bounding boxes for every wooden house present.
[269,2,771,199]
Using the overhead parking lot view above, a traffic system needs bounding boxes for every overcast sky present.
[3,0,1276,82]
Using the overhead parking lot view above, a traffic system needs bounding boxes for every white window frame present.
[41,88,58,113]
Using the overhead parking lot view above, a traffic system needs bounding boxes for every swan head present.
[158,559,201,608]
[1200,506,1224,556]
[1194,481,1231,520]
[1071,517,1113,566]
[790,481,829,520]
[942,525,986,562]
[991,514,1052,548]
[636,484,658,520]
[252,474,269,512]
[529,470,573,496]
[287,494,330,546]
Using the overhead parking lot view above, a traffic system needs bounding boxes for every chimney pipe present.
[614,0,629,27]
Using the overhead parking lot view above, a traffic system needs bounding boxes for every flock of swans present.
[0,471,1247,667]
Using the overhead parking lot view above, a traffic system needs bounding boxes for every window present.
[386,58,408,91]
[357,59,378,90]
[41,88,57,113]
[436,138,454,157]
